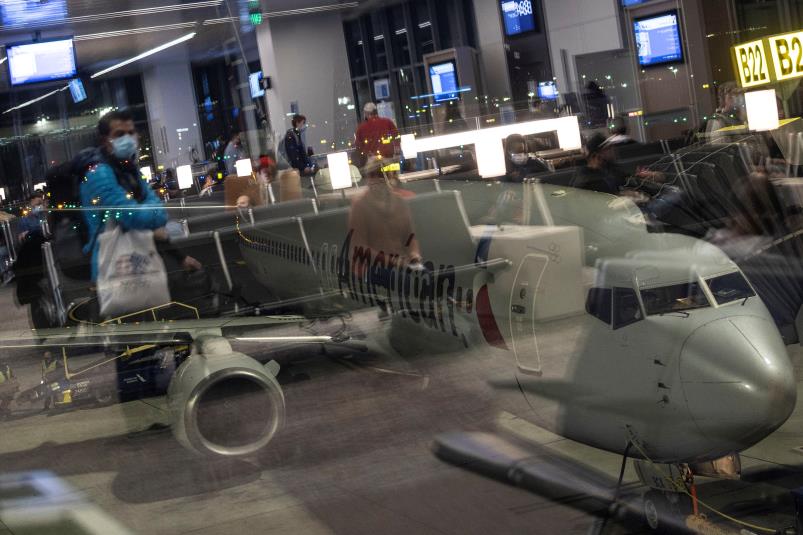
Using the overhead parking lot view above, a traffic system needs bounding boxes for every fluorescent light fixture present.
[745,89,780,131]
[3,85,68,114]
[141,166,153,181]
[401,116,582,178]
[176,165,193,189]
[33,182,48,191]
[235,158,253,177]
[0,57,6,65]
[91,32,196,79]
[327,152,352,190]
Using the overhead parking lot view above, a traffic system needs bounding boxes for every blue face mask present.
[111,134,138,161]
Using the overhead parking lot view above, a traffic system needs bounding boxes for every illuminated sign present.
[768,31,803,82]
[734,30,803,86]
[734,39,771,87]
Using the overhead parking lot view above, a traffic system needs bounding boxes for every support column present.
[141,46,203,169]
[472,0,512,101]
[256,11,356,156]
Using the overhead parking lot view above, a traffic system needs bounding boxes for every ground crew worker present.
[0,361,17,418]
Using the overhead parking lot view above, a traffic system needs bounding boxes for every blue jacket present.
[80,159,167,280]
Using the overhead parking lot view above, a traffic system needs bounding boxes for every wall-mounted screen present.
[538,81,558,100]
[0,0,67,27]
[68,78,86,103]
[249,71,264,99]
[7,38,77,86]
[429,61,459,103]
[500,1,535,36]
[634,11,683,67]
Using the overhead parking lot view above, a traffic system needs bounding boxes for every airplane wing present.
[0,315,335,349]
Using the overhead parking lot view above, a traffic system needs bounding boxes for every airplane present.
[1,176,795,532]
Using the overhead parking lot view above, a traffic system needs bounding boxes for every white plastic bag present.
[97,226,170,318]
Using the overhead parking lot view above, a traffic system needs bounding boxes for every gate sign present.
[768,31,803,82]
[734,39,771,88]
[734,30,803,87]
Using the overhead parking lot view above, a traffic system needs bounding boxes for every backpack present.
[46,148,102,281]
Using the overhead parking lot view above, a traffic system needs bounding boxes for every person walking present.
[354,103,399,168]
[284,115,315,176]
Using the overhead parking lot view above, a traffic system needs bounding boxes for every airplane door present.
[509,253,550,376]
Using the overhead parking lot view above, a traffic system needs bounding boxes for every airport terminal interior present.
[9,0,803,534]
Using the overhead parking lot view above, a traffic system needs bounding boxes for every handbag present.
[96,224,170,319]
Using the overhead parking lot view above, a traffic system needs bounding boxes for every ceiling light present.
[76,22,197,41]
[91,32,197,79]
[3,86,68,115]
[0,57,6,65]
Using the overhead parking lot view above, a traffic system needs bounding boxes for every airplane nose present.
[679,316,796,454]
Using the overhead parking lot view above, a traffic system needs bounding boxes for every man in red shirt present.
[354,102,399,168]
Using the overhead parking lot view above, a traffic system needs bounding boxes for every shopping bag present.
[97,226,170,318]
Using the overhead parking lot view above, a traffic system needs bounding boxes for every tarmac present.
[1,284,803,535]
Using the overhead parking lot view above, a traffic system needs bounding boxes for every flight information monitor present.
[249,71,264,99]
[7,38,77,86]
[500,0,535,36]
[429,61,459,102]
[538,81,558,100]
[68,78,87,103]
[0,0,67,27]
[634,11,683,67]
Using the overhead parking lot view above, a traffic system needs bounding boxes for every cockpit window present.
[613,287,643,329]
[706,272,755,305]
[640,282,709,316]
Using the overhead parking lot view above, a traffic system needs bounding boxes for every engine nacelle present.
[167,335,285,457]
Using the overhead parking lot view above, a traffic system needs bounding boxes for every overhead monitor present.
[7,37,77,86]
[176,165,193,190]
[140,166,152,182]
[249,71,264,99]
[0,0,67,27]
[33,181,47,191]
[500,1,535,36]
[68,78,86,103]
[538,81,558,100]
[429,61,459,103]
[634,11,683,68]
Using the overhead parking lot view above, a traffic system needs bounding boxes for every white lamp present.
[176,165,193,190]
[0,188,6,201]
[140,166,152,181]
[745,89,780,132]
[327,152,352,190]
[33,182,47,191]
[235,159,253,177]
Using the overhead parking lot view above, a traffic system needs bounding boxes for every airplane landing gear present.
[642,490,691,534]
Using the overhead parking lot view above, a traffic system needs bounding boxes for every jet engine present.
[167,335,285,457]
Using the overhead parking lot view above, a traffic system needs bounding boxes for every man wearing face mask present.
[503,134,549,183]
[17,192,46,242]
[284,115,315,176]
[223,131,245,176]
[80,110,200,282]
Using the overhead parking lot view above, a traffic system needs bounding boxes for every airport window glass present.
[412,0,435,61]
[706,272,755,305]
[390,5,411,67]
[345,20,368,78]
[640,283,710,316]
[613,287,643,330]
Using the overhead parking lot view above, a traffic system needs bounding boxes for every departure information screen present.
[7,38,77,86]
[500,0,535,36]
[634,11,683,67]
[429,61,459,102]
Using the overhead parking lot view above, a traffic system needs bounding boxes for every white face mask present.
[111,134,138,161]
[510,153,529,166]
